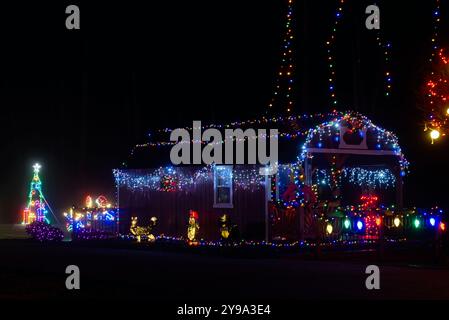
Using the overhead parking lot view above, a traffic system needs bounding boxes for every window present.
[214,166,233,208]
[275,165,295,202]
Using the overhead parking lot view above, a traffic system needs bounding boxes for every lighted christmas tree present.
[22,163,49,224]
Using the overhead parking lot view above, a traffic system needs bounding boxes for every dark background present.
[0,0,448,223]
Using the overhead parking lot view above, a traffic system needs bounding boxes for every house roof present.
[299,112,409,172]
[122,111,408,172]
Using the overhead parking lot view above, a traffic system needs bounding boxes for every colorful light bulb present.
[375,217,382,226]
[326,224,333,235]
[414,219,420,228]
[430,129,440,141]
[393,217,400,227]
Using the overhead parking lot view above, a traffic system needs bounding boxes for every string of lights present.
[376,33,393,97]
[146,113,335,136]
[298,112,410,173]
[129,111,345,157]
[425,48,449,143]
[315,167,396,189]
[342,167,396,188]
[120,233,385,248]
[315,201,445,236]
[119,205,445,247]
[430,0,441,63]
[114,166,265,192]
[326,0,345,108]
[423,0,449,143]
[267,0,295,114]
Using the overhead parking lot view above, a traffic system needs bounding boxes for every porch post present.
[264,174,270,242]
[116,175,120,234]
[304,155,312,186]
[395,166,403,211]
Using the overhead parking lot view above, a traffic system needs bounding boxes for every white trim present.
[213,203,234,209]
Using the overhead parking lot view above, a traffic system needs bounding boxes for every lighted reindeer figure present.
[130,216,158,243]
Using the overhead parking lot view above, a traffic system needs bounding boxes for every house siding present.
[117,167,267,240]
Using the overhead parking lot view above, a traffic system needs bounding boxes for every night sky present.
[1,0,448,223]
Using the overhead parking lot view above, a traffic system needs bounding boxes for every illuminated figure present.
[218,214,239,241]
[22,163,49,224]
[219,214,231,240]
[130,216,157,242]
[63,195,117,232]
[187,210,200,244]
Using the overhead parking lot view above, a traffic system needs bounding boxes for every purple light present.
[26,221,64,242]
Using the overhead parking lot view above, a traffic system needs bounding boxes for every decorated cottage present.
[111,111,443,243]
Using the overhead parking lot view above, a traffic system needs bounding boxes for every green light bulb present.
[414,219,420,228]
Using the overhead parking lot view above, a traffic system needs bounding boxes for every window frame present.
[213,165,234,209]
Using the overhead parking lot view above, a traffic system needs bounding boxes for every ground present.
[1,239,449,302]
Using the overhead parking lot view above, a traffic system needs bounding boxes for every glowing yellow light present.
[375,217,382,226]
[326,224,333,235]
[393,217,400,227]
[85,195,93,208]
[446,107,449,115]
[430,129,440,141]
